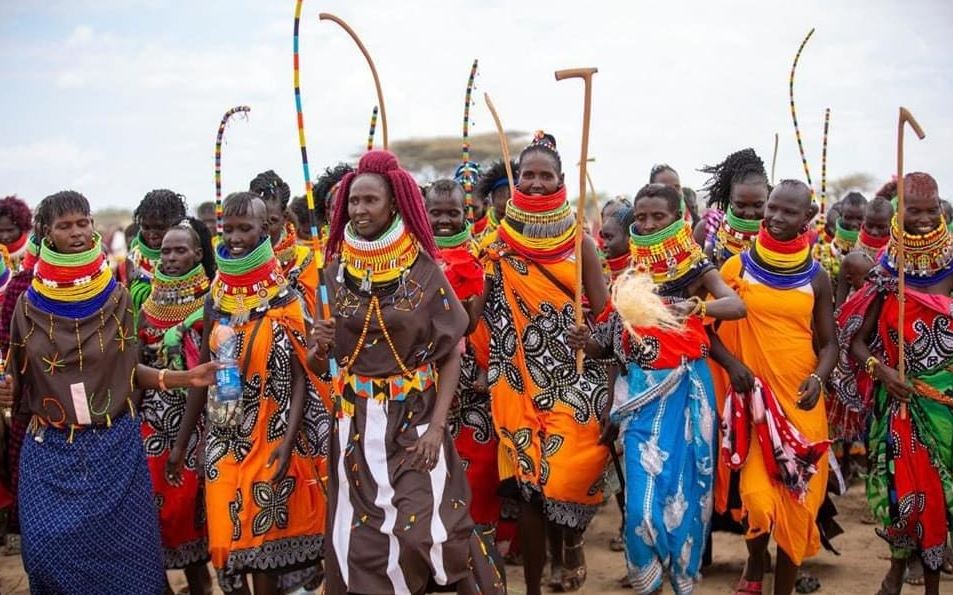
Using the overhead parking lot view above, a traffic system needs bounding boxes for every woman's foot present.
[904,556,924,586]
[609,529,625,552]
[555,565,586,592]
[734,577,763,594]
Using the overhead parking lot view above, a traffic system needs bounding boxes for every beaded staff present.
[320,13,388,150]
[555,67,599,374]
[366,105,379,152]
[293,0,337,377]
[214,105,251,236]
[770,132,779,185]
[789,28,815,196]
[895,107,926,411]
[482,93,515,197]
[820,108,831,212]
[461,59,479,218]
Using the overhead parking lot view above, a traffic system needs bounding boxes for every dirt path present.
[1,488,949,593]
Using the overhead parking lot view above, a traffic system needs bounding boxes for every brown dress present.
[324,251,504,595]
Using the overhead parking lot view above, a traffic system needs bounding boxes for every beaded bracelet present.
[865,356,880,376]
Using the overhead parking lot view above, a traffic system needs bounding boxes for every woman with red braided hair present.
[471,131,610,594]
[0,195,33,272]
[310,149,503,595]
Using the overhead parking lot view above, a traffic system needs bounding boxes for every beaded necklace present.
[339,215,420,292]
[129,233,160,281]
[833,219,859,255]
[742,225,818,289]
[21,233,40,272]
[630,219,709,296]
[141,264,210,330]
[880,215,953,287]
[605,252,631,281]
[857,226,889,261]
[28,233,116,318]
[714,207,760,264]
[273,222,299,272]
[434,223,471,249]
[471,214,489,237]
[4,233,28,271]
[210,238,287,323]
[0,246,11,294]
[498,187,577,263]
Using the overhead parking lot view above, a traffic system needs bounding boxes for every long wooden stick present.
[770,132,779,185]
[896,107,926,401]
[555,67,598,374]
[319,13,388,150]
[483,93,515,198]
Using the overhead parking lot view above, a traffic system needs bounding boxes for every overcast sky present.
[2,0,951,211]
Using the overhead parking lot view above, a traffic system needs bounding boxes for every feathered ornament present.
[610,267,683,337]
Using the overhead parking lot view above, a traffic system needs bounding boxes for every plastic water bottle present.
[212,320,242,402]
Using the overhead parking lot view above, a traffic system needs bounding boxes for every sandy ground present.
[0,487,949,594]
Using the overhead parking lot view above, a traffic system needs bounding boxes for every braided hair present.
[0,196,32,235]
[249,170,291,211]
[326,150,438,259]
[40,190,91,224]
[134,189,188,227]
[649,163,678,184]
[314,163,355,223]
[475,159,518,200]
[168,217,216,279]
[518,130,561,175]
[699,148,768,210]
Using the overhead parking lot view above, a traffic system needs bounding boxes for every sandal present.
[556,565,586,592]
[734,577,763,594]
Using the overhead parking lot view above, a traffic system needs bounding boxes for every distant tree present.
[828,172,876,200]
[371,131,529,177]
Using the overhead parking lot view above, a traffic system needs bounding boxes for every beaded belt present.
[334,363,435,418]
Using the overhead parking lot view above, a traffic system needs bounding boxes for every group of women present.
[0,128,949,595]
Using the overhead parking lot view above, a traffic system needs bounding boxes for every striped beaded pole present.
[366,105,379,152]
[214,105,251,236]
[293,0,337,377]
[461,59,479,219]
[820,108,831,212]
[789,28,815,197]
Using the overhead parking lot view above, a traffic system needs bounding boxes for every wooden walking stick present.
[896,107,926,418]
[555,67,598,374]
[319,13,389,150]
[482,93,515,197]
[770,132,779,185]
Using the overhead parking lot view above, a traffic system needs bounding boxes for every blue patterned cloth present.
[612,358,715,595]
[19,415,165,595]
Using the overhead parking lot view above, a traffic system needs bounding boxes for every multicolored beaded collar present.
[833,219,859,256]
[471,214,489,237]
[21,233,40,272]
[273,222,299,271]
[857,226,889,261]
[630,218,709,295]
[210,238,287,323]
[742,225,818,289]
[434,223,472,250]
[129,233,160,282]
[0,246,11,294]
[141,264,210,330]
[714,207,760,264]
[28,233,116,318]
[339,215,420,292]
[605,252,631,281]
[4,232,28,271]
[498,186,577,263]
[880,215,953,287]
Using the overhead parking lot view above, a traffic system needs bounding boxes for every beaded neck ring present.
[28,233,116,319]
[21,233,40,272]
[141,263,211,330]
[498,186,577,263]
[434,222,472,250]
[629,218,709,295]
[881,214,953,287]
[0,246,11,294]
[4,232,28,271]
[857,226,889,261]
[273,221,299,270]
[210,238,287,324]
[714,206,761,264]
[742,224,818,289]
[339,215,420,293]
[833,219,859,255]
[605,252,631,281]
[130,233,161,282]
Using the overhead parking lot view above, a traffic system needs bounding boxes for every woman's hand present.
[668,299,697,319]
[406,426,444,472]
[796,375,822,410]
[187,361,221,388]
[309,319,336,359]
[726,361,756,394]
[874,363,912,402]
[165,446,185,487]
[267,442,293,482]
[566,324,591,351]
[0,374,13,409]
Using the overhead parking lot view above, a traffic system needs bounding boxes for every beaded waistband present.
[334,362,435,418]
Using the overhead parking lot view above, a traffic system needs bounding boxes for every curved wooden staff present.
[555,67,598,374]
[294,0,337,375]
[577,157,599,231]
[789,28,815,195]
[366,105,379,152]
[896,107,926,407]
[770,132,779,185]
[820,108,831,212]
[461,59,479,218]
[214,105,251,236]
[482,93,515,197]
[319,13,388,150]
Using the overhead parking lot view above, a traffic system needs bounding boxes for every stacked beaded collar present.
[129,233,160,282]
[434,222,472,250]
[833,219,859,255]
[141,264,210,330]
[880,215,953,287]
[339,215,420,292]
[28,233,116,318]
[211,238,287,323]
[714,207,761,262]
[857,226,889,260]
[471,214,489,237]
[0,246,10,294]
[630,218,709,294]
[498,186,577,263]
[273,222,299,270]
[21,233,40,272]
[4,232,28,271]
[605,252,631,281]
[742,224,818,289]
